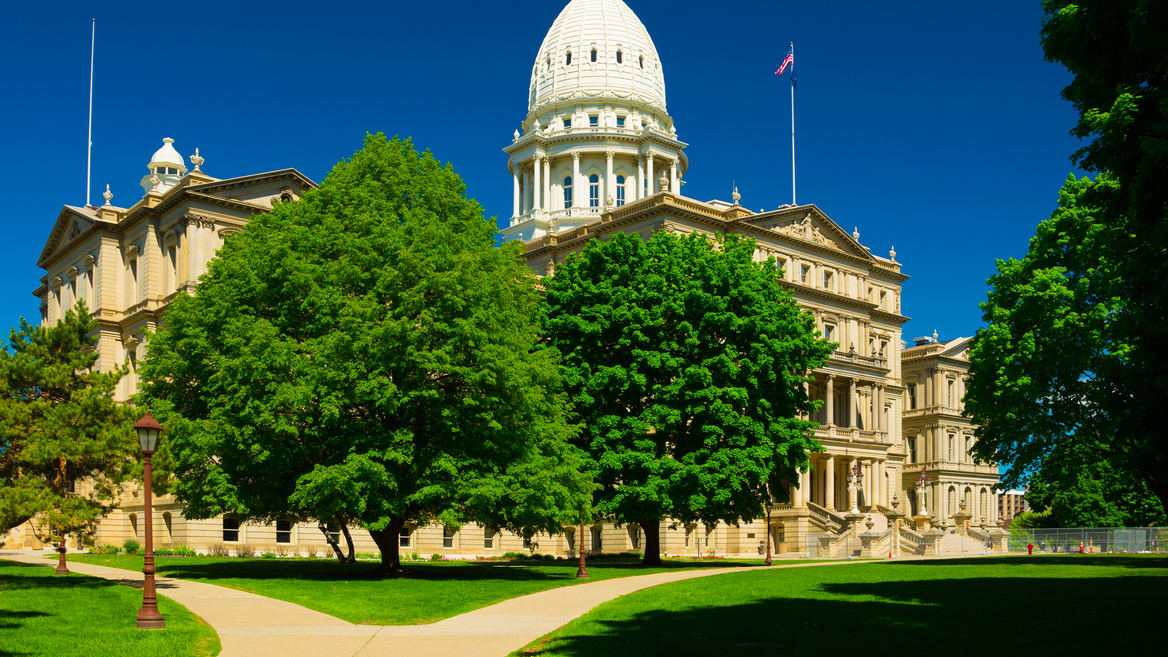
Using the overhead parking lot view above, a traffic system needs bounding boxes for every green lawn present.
[516,555,1168,656]
[68,554,805,625]
[0,560,219,657]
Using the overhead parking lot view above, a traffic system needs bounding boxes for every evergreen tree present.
[542,231,831,564]
[0,302,135,554]
[140,135,590,573]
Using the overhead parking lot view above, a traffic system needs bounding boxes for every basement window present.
[276,520,292,544]
[222,518,240,543]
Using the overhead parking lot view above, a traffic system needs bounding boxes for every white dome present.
[528,0,667,116]
[148,137,187,171]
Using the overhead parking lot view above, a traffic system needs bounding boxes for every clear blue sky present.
[0,0,1081,341]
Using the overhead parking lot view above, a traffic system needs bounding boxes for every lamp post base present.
[135,616,166,630]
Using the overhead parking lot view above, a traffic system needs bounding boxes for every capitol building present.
[8,0,1005,557]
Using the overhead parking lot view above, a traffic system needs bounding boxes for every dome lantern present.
[139,137,188,194]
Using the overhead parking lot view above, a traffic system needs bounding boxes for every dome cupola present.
[139,137,188,194]
[528,0,667,118]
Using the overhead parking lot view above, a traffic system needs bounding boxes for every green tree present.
[1025,0,1168,509]
[140,134,590,573]
[542,231,832,565]
[0,302,135,551]
[1026,440,1165,527]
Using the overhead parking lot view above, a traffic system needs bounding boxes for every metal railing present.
[1006,527,1168,553]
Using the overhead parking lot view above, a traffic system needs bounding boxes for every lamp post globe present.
[134,412,166,630]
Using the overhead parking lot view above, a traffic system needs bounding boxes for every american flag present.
[775,45,794,76]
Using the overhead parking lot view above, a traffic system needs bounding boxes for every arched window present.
[546,55,551,70]
[566,50,572,65]
[589,174,600,208]
[563,176,573,209]
[616,175,626,206]
[591,48,598,62]
[616,49,623,64]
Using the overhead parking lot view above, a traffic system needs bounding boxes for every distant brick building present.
[998,490,1029,526]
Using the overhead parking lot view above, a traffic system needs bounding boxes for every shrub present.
[155,548,174,556]
[410,552,420,561]
[502,551,526,559]
[208,543,230,557]
[98,544,122,555]
[430,553,444,561]
[304,546,321,559]
[235,544,256,558]
[262,552,277,559]
[171,544,197,557]
[274,544,289,558]
[123,539,140,555]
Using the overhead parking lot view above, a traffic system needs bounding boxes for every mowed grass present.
[516,555,1168,656]
[68,554,809,625]
[0,560,219,657]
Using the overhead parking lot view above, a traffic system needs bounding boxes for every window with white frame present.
[800,264,811,283]
[823,323,836,342]
[484,527,497,549]
[563,176,573,209]
[443,526,456,548]
[616,175,626,206]
[822,270,833,290]
[590,527,602,552]
[276,520,292,544]
[588,114,599,127]
[222,518,240,542]
[398,526,412,548]
[589,174,600,207]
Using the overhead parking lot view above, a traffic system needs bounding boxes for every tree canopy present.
[0,302,135,542]
[542,231,832,564]
[966,1,1168,515]
[140,134,590,572]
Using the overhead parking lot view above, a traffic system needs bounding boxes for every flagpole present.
[789,41,796,206]
[86,18,95,208]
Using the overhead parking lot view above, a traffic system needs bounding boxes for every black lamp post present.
[134,412,165,630]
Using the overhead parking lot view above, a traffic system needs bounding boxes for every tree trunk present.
[641,520,662,565]
[340,524,356,562]
[318,523,349,563]
[368,519,405,576]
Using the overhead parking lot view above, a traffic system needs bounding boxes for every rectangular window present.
[628,527,640,550]
[823,324,836,342]
[562,118,571,129]
[326,521,341,545]
[908,437,918,463]
[167,244,178,291]
[275,520,292,544]
[590,527,602,552]
[588,114,599,127]
[399,527,412,548]
[823,270,833,289]
[222,518,240,542]
[948,435,956,461]
[484,528,496,549]
[443,526,456,548]
[685,526,693,547]
[616,115,626,127]
[879,290,887,308]
[800,264,810,283]
[908,384,917,409]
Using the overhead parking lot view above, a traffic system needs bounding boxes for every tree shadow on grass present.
[896,555,1168,569]
[524,575,1163,656]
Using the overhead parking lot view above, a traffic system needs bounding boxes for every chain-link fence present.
[1007,527,1168,554]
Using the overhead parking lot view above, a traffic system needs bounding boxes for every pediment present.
[38,206,98,268]
[747,206,874,261]
[940,337,973,360]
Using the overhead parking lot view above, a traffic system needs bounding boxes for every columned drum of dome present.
[503,0,688,243]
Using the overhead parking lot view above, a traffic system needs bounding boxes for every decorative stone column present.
[646,154,655,195]
[543,156,551,210]
[572,152,582,210]
[605,150,615,207]
[532,156,542,214]
[848,378,858,428]
[512,170,520,218]
[670,160,678,193]
[636,156,645,200]
[825,375,835,426]
[823,455,835,510]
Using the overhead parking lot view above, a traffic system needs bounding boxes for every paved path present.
[1,550,1000,657]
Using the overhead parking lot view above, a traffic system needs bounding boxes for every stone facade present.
[9,0,1006,558]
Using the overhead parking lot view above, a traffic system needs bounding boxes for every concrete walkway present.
[1,550,997,657]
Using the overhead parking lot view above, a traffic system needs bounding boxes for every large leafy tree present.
[543,231,831,564]
[1025,440,1166,527]
[140,134,590,573]
[0,302,135,549]
[966,1,1168,513]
